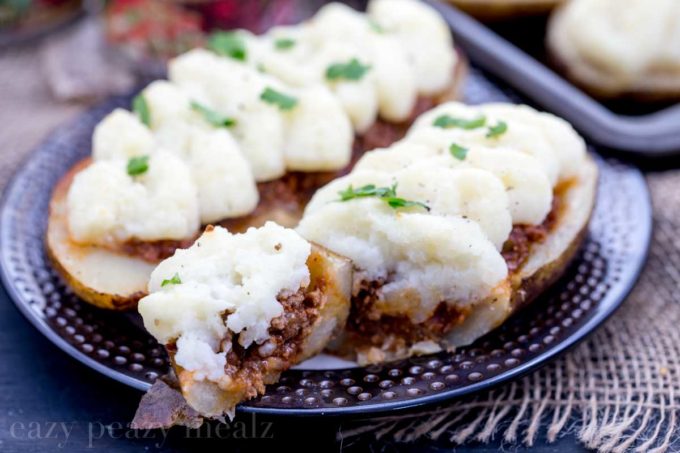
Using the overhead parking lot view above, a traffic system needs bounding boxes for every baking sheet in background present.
[427,0,680,157]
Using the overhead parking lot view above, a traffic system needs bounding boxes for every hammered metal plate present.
[0,67,651,416]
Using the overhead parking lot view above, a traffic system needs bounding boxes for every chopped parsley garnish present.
[207,31,247,61]
[190,101,236,128]
[432,114,486,130]
[326,58,371,81]
[127,155,150,177]
[274,38,296,50]
[368,19,384,34]
[260,87,298,111]
[486,120,508,138]
[337,183,429,212]
[132,94,151,127]
[161,273,182,287]
[449,143,468,161]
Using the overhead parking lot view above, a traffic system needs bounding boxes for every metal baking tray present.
[426,0,680,157]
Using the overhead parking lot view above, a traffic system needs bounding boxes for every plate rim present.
[0,122,653,418]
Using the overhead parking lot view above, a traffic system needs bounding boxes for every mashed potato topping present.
[168,50,353,181]
[552,0,680,86]
[297,102,587,322]
[138,222,311,380]
[65,0,456,248]
[548,0,680,97]
[67,152,200,245]
[244,0,457,132]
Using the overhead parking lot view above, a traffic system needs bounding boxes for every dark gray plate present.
[428,0,680,156]
[0,65,651,416]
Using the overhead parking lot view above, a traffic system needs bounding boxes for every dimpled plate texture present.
[0,67,651,416]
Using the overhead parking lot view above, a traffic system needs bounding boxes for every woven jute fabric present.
[2,37,679,453]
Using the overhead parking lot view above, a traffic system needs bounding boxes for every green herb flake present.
[190,101,236,128]
[260,87,298,111]
[127,155,150,177]
[207,31,247,61]
[274,38,296,50]
[325,58,371,81]
[132,94,151,127]
[449,143,468,161]
[337,183,429,212]
[368,19,384,34]
[486,120,508,139]
[161,273,182,287]
[432,114,486,130]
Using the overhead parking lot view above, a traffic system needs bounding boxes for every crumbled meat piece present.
[216,288,323,401]
[121,237,196,263]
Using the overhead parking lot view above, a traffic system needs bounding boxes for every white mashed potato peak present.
[240,0,456,132]
[139,222,312,379]
[92,109,154,161]
[67,152,200,245]
[169,49,352,181]
[408,102,586,184]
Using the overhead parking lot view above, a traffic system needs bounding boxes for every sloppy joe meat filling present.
[346,183,571,348]
[169,288,322,397]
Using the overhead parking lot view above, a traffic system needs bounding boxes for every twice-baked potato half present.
[47,160,153,310]
[298,102,596,364]
[448,0,564,20]
[547,0,680,101]
[46,0,465,310]
[134,223,352,420]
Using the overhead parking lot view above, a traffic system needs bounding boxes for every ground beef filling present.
[502,192,561,272]
[200,288,321,400]
[347,278,470,348]
[348,189,565,348]
[120,237,197,263]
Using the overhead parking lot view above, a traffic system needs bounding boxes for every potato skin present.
[510,222,587,311]
[448,157,598,353]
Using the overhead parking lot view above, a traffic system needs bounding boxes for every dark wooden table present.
[0,282,591,452]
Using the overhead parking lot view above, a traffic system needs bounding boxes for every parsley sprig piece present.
[190,101,236,128]
[208,31,247,61]
[433,114,486,130]
[337,183,430,212]
[260,87,298,111]
[161,273,182,287]
[132,94,151,127]
[274,38,296,50]
[326,58,371,81]
[127,155,150,177]
[368,19,384,34]
[486,120,508,138]
[449,143,468,161]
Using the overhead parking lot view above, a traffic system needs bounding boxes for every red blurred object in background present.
[105,0,297,62]
[184,0,297,33]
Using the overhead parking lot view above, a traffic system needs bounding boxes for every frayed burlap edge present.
[338,172,680,452]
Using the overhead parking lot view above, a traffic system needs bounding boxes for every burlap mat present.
[2,33,678,453]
